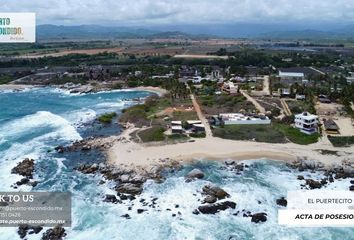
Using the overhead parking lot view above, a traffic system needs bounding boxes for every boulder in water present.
[202,185,230,200]
[197,201,236,214]
[251,213,267,223]
[276,197,287,207]
[185,169,205,180]
[42,225,66,240]
[11,158,35,178]
[306,179,322,189]
[116,183,143,195]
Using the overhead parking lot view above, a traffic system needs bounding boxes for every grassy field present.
[213,123,319,145]
[274,123,320,145]
[138,126,165,142]
[213,124,286,143]
[328,136,354,147]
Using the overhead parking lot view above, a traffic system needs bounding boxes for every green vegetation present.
[120,104,150,127]
[138,126,165,142]
[213,123,319,145]
[167,134,190,142]
[0,75,13,85]
[213,124,286,143]
[198,94,256,115]
[274,123,320,145]
[286,100,316,114]
[328,136,354,147]
[98,112,117,123]
[189,132,206,138]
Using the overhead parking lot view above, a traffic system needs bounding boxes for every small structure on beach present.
[294,112,319,135]
[211,113,271,126]
[323,119,340,134]
[169,120,205,134]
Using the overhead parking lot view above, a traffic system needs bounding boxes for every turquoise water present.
[0,88,353,240]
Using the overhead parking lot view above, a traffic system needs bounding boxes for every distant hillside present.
[36,24,354,40]
[259,26,354,40]
[37,25,197,40]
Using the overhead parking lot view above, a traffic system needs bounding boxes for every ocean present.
[0,87,352,240]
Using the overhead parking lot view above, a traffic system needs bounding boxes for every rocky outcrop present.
[202,185,230,200]
[224,161,249,174]
[11,158,35,178]
[185,169,204,181]
[305,179,322,189]
[276,197,287,207]
[103,194,121,204]
[11,158,39,187]
[18,224,43,239]
[41,225,66,240]
[251,213,267,223]
[115,183,143,196]
[197,201,236,214]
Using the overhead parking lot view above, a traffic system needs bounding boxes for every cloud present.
[2,0,354,25]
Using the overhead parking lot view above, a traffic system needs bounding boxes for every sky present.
[2,0,354,26]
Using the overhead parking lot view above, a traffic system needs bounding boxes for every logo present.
[0,13,35,43]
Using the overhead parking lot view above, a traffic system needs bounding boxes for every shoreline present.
[129,86,168,96]
[0,83,168,96]
[106,127,354,171]
[0,84,38,91]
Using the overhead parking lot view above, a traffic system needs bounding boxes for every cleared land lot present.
[173,54,229,59]
[19,47,125,58]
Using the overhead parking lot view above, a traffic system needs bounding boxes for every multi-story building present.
[294,112,319,135]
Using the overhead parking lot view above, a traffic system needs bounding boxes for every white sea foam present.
[0,111,81,142]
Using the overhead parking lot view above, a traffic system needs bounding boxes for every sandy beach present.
[107,127,354,171]
[130,86,168,96]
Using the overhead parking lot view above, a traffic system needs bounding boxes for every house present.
[278,70,304,85]
[171,125,183,134]
[211,113,271,126]
[280,88,291,97]
[278,67,322,85]
[294,112,319,135]
[221,81,238,95]
[192,124,206,133]
[296,94,306,100]
[323,119,339,134]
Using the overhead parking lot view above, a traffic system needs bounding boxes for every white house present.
[222,81,238,94]
[294,112,318,135]
[212,113,271,125]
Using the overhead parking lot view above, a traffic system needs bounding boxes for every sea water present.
[0,88,353,240]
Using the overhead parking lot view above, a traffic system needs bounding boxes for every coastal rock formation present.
[202,185,230,200]
[305,179,322,189]
[115,183,143,196]
[18,224,43,239]
[75,164,99,174]
[276,197,288,207]
[202,195,217,204]
[251,213,267,223]
[11,158,35,178]
[41,225,66,240]
[197,201,236,214]
[185,168,205,180]
[104,194,121,204]
[11,158,39,187]
[224,161,249,174]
